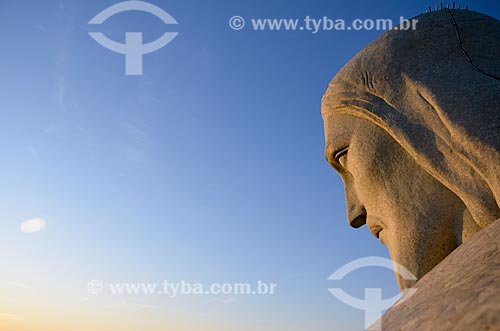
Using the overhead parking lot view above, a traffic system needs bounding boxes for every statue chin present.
[390,209,482,290]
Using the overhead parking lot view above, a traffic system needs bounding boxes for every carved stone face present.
[323,113,479,289]
[321,9,500,290]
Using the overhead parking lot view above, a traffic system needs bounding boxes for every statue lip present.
[367,223,384,239]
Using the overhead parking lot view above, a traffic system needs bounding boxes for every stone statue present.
[321,8,500,293]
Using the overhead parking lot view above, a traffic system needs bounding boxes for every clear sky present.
[0,1,499,330]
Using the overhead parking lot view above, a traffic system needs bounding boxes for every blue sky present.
[0,0,499,330]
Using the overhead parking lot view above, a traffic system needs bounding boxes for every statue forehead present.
[323,113,385,152]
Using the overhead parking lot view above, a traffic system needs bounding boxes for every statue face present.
[323,114,468,289]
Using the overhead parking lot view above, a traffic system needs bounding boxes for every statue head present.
[321,10,500,289]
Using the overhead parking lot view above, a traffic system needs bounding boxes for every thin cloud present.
[7,282,33,291]
[29,146,40,161]
[20,218,47,234]
[0,313,23,321]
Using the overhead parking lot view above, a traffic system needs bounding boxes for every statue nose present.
[348,207,367,228]
[343,175,367,228]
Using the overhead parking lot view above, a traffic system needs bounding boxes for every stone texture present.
[377,218,500,331]
[321,9,500,289]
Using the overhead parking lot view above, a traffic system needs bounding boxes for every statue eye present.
[334,146,349,167]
